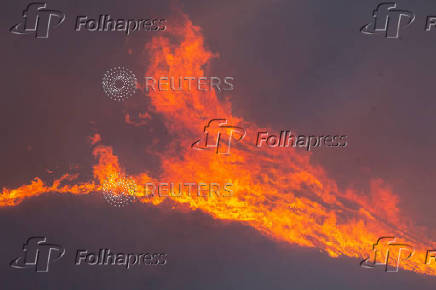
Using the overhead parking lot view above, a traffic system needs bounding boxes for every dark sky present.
[1,0,436,289]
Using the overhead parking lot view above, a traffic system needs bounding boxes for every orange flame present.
[1,12,435,276]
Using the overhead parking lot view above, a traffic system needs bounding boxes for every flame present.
[1,12,435,276]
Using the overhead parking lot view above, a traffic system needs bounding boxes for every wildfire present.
[1,12,435,276]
